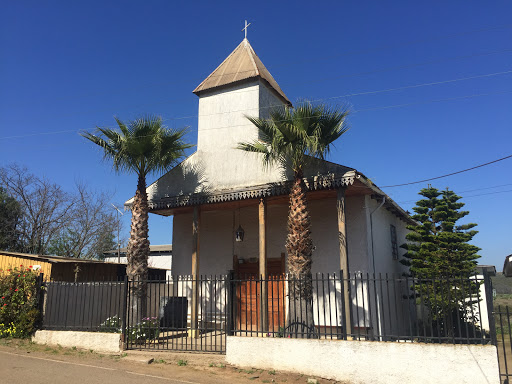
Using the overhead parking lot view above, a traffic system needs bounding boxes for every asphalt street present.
[0,350,203,384]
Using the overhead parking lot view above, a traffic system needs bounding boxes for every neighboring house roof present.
[0,250,123,265]
[476,264,497,277]
[503,254,512,276]
[103,244,172,255]
[193,38,292,106]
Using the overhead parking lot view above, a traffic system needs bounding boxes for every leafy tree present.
[238,102,349,326]
[400,186,481,338]
[81,116,192,316]
[0,188,22,251]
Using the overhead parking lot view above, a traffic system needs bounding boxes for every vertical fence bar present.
[333,273,339,340]
[482,270,496,346]
[121,276,128,349]
[371,273,379,340]
[366,273,373,340]
[340,271,347,340]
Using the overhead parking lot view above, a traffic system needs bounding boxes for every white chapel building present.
[139,37,413,280]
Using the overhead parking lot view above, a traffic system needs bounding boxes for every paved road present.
[0,350,204,384]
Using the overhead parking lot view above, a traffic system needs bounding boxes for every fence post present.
[35,273,45,330]
[482,269,496,345]
[121,276,129,350]
[226,270,235,336]
[340,270,347,340]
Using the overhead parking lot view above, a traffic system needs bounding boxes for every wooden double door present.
[234,254,285,332]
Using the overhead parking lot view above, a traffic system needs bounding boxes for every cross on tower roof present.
[242,20,251,39]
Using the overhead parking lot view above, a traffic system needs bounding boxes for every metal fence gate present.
[124,276,228,353]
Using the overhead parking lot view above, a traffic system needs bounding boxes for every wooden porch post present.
[190,205,200,338]
[259,198,268,334]
[337,188,352,336]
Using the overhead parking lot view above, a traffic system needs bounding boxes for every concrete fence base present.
[226,337,499,384]
[32,330,121,354]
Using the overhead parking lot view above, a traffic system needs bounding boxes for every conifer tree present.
[401,186,481,337]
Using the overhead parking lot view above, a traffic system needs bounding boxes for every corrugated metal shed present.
[193,38,292,106]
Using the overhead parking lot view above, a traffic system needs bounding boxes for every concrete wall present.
[226,337,500,384]
[103,254,172,278]
[32,330,121,354]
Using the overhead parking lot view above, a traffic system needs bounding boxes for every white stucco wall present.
[226,337,500,384]
[365,196,409,276]
[103,255,172,271]
[146,79,353,202]
[363,196,411,337]
[171,195,367,277]
[33,330,121,354]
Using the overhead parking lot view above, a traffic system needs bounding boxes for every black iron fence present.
[495,306,512,383]
[40,272,495,354]
[228,272,492,344]
[42,279,126,332]
[124,276,227,353]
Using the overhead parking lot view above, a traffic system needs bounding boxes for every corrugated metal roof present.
[0,251,120,264]
[193,38,291,106]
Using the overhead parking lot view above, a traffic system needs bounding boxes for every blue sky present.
[1,1,511,268]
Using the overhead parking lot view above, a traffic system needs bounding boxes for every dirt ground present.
[0,338,348,384]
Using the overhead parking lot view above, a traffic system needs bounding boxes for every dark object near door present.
[159,296,187,329]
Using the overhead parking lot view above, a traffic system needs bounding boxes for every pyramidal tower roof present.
[193,38,292,106]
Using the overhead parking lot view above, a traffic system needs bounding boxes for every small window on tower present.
[390,224,398,260]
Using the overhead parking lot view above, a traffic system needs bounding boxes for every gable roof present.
[193,38,292,106]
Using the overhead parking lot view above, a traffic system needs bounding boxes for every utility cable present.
[2,68,510,140]
[380,154,512,188]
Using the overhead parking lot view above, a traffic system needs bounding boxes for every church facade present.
[142,38,412,279]
[129,38,414,337]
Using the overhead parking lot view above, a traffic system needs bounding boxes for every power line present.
[154,69,512,123]
[380,154,512,188]
[2,68,510,140]
[353,89,512,113]
[183,89,512,133]
[306,48,512,85]
[25,27,512,103]
[1,87,511,140]
[396,183,512,204]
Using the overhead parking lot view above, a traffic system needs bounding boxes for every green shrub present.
[0,265,42,338]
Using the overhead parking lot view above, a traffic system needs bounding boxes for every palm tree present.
[238,102,349,327]
[81,115,192,317]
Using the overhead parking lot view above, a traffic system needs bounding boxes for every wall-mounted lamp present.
[235,204,245,242]
[235,225,245,242]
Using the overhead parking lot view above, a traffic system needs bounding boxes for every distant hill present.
[492,273,512,294]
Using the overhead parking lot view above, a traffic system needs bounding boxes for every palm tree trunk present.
[286,173,315,333]
[126,174,150,323]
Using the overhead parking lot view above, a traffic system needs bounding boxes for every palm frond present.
[81,115,193,178]
[241,101,350,176]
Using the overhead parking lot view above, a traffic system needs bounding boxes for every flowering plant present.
[98,315,122,333]
[0,265,41,338]
[127,316,159,343]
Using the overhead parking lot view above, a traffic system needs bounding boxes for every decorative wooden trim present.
[148,173,357,211]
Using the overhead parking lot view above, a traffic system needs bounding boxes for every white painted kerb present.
[32,330,121,354]
[226,337,499,384]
